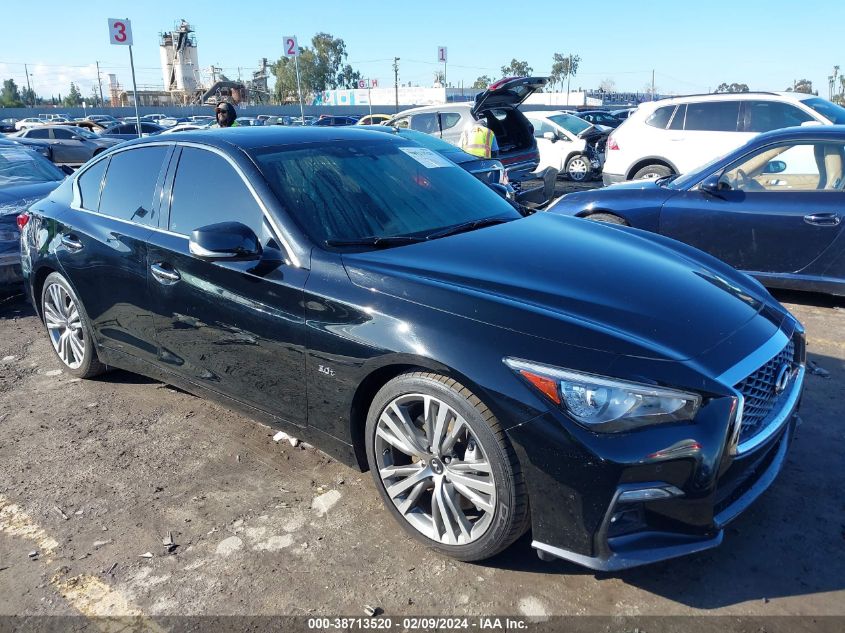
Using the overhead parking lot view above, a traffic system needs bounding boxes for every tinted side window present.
[168,148,264,238]
[745,101,814,132]
[684,102,740,131]
[27,128,50,139]
[77,158,109,211]
[440,112,462,130]
[99,146,168,226]
[668,104,686,130]
[52,128,73,139]
[141,123,160,133]
[410,113,438,134]
[645,106,674,129]
[391,116,410,129]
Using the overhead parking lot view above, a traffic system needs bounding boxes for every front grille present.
[734,340,795,444]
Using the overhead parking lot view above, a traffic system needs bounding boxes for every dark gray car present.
[12,126,121,165]
[99,122,165,142]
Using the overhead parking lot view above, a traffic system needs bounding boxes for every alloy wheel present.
[43,282,85,369]
[374,393,496,545]
[568,157,589,181]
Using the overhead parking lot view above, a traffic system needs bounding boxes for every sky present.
[2,0,844,101]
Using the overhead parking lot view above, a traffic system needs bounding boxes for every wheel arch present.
[625,156,679,180]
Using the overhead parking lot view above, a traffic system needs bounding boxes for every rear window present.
[440,112,462,130]
[684,101,740,132]
[98,146,168,226]
[77,158,109,211]
[645,106,674,129]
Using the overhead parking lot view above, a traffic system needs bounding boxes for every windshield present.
[0,147,65,189]
[252,138,520,247]
[548,113,592,136]
[69,127,99,139]
[801,97,845,124]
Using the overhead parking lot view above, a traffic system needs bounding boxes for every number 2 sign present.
[283,36,299,58]
[108,18,133,46]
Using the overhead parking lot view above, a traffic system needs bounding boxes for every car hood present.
[342,213,776,362]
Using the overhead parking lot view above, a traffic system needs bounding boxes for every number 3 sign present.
[108,18,133,46]
[283,36,299,58]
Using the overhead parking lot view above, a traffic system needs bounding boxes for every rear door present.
[660,138,845,273]
[146,145,309,426]
[55,145,172,364]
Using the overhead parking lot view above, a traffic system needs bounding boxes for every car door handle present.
[803,213,841,227]
[60,234,83,251]
[150,263,181,285]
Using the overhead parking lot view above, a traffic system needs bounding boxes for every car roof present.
[651,91,820,106]
[112,125,409,151]
[393,103,472,117]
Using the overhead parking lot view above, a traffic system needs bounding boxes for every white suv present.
[602,92,845,184]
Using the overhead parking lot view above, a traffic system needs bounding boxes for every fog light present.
[617,485,684,503]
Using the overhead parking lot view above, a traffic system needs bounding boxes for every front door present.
[661,139,845,274]
[146,146,309,426]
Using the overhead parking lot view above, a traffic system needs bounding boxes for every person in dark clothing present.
[214,102,239,128]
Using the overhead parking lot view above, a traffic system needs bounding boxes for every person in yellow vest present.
[459,118,499,159]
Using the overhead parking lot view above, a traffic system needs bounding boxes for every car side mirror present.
[71,135,83,141]
[699,173,727,198]
[763,160,786,174]
[189,222,262,260]
[542,131,558,143]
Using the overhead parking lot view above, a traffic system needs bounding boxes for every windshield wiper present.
[325,235,426,248]
[424,216,512,241]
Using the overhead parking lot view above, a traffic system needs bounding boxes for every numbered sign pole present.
[284,36,305,124]
[367,80,372,118]
[438,47,448,90]
[108,18,141,138]
[128,44,141,138]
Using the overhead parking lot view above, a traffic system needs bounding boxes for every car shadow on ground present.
[481,348,845,609]
[770,289,845,309]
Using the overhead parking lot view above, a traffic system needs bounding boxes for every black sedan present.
[99,121,165,141]
[549,125,845,296]
[20,127,805,570]
[0,145,65,289]
[11,125,121,165]
[573,110,622,129]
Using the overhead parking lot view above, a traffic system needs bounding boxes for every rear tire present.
[365,371,530,561]
[40,272,106,379]
[633,164,673,180]
[565,154,591,182]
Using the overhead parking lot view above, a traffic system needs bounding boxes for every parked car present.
[189,116,216,125]
[99,122,165,141]
[357,114,392,125]
[573,110,622,129]
[21,127,806,569]
[161,123,211,134]
[603,92,845,184]
[386,77,557,207]
[310,116,358,126]
[86,114,118,125]
[15,118,44,131]
[610,108,637,121]
[235,117,264,127]
[523,110,609,181]
[0,145,66,288]
[549,125,845,295]
[159,117,191,128]
[11,126,121,165]
[0,136,53,161]
[140,114,167,124]
[38,113,70,123]
[0,118,18,133]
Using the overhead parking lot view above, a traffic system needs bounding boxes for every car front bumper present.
[507,345,805,571]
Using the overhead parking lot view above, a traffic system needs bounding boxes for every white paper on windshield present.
[0,149,35,162]
[399,147,454,168]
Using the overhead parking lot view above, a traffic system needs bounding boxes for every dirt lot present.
[0,279,843,628]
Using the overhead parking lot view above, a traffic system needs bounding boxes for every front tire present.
[41,272,106,378]
[565,154,591,182]
[365,371,529,562]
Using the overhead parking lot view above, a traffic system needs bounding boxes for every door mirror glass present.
[763,160,787,174]
[189,222,262,260]
[699,173,725,195]
[542,131,557,142]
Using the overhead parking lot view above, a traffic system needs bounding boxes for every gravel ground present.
[0,279,843,628]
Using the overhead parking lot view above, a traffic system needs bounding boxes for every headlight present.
[504,358,701,433]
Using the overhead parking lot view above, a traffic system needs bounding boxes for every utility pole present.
[651,69,655,101]
[96,61,105,107]
[393,57,400,113]
[566,54,572,106]
[24,64,34,107]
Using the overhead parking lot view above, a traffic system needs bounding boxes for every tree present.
[598,78,616,93]
[64,82,82,107]
[792,79,814,94]
[20,87,37,106]
[549,53,581,92]
[472,75,492,89]
[272,32,361,103]
[89,86,101,107]
[0,79,23,107]
[500,59,533,77]
[433,70,445,87]
[715,82,750,93]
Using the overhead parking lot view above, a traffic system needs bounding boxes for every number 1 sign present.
[108,18,133,46]
[283,36,300,58]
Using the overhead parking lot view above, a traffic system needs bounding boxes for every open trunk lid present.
[472,76,549,117]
